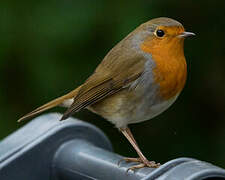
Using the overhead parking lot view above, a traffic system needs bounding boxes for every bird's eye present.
[156,29,165,37]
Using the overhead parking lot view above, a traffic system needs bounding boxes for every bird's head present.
[135,17,195,56]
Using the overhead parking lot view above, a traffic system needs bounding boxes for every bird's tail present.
[18,86,81,122]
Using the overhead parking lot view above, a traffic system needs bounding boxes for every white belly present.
[129,93,179,124]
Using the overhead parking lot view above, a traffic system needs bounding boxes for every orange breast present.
[141,36,187,100]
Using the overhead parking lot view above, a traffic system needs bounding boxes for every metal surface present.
[53,139,152,180]
[0,113,225,180]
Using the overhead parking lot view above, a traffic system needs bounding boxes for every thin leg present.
[120,127,147,161]
[119,127,160,170]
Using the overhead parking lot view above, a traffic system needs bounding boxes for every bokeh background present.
[0,0,225,168]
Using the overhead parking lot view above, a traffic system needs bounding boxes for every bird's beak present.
[178,32,196,38]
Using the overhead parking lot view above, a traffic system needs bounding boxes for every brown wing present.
[61,41,147,120]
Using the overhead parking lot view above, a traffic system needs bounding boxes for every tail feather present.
[18,86,81,122]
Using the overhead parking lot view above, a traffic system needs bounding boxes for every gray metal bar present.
[0,113,225,180]
[52,139,152,180]
[53,140,225,180]
[0,113,113,180]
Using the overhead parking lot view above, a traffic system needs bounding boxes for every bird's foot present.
[119,157,160,172]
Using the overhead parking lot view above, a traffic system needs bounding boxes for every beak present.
[178,31,196,38]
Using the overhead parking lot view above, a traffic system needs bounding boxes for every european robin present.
[19,17,195,170]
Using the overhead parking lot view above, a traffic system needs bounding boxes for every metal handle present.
[0,113,225,180]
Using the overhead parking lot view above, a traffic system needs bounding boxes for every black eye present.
[156,29,165,37]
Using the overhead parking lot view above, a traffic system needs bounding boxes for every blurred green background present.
[0,0,225,168]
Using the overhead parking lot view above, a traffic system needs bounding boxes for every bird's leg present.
[119,127,160,171]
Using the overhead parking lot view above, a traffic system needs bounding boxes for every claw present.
[127,163,146,172]
[127,161,160,172]
[123,157,142,162]
[118,157,141,166]
[117,159,124,166]
[118,157,160,172]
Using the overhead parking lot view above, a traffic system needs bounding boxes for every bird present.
[18,17,195,170]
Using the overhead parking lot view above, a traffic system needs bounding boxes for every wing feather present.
[61,43,147,120]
